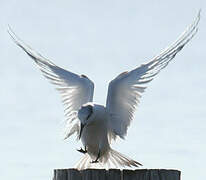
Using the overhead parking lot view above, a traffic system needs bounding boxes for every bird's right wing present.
[106,11,200,139]
[8,28,94,140]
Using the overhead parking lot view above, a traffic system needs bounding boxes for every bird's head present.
[78,103,94,139]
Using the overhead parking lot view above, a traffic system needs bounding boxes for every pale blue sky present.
[1,1,206,180]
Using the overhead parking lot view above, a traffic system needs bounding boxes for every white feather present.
[8,11,200,169]
[106,10,200,138]
[8,28,94,139]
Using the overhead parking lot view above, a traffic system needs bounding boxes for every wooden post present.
[53,169,180,180]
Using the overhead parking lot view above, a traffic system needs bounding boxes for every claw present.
[77,147,87,154]
[90,150,100,163]
[91,159,99,163]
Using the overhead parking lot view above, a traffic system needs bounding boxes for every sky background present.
[1,0,206,180]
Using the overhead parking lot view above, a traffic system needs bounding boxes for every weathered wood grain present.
[81,169,107,180]
[67,169,81,180]
[107,169,121,180]
[53,168,180,180]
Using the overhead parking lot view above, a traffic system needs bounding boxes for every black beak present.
[79,123,85,139]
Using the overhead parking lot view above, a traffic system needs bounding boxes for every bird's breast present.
[81,108,109,157]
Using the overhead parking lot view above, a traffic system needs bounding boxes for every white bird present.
[8,11,200,170]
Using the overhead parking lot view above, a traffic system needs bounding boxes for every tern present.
[8,11,200,169]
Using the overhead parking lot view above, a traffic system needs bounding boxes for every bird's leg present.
[91,150,100,163]
[84,146,87,152]
[77,146,87,154]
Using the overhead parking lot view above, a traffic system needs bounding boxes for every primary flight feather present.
[9,11,200,169]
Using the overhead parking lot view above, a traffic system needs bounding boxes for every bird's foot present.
[91,159,99,163]
[90,150,100,164]
[77,147,87,154]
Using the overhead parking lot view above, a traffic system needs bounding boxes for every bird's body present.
[80,103,109,160]
[8,11,200,169]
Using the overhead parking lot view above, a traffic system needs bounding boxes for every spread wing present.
[8,28,94,139]
[106,11,200,139]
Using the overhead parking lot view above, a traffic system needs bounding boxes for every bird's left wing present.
[106,11,200,139]
[8,28,94,140]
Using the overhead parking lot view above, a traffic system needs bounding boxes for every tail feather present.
[110,149,142,167]
[75,148,142,170]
